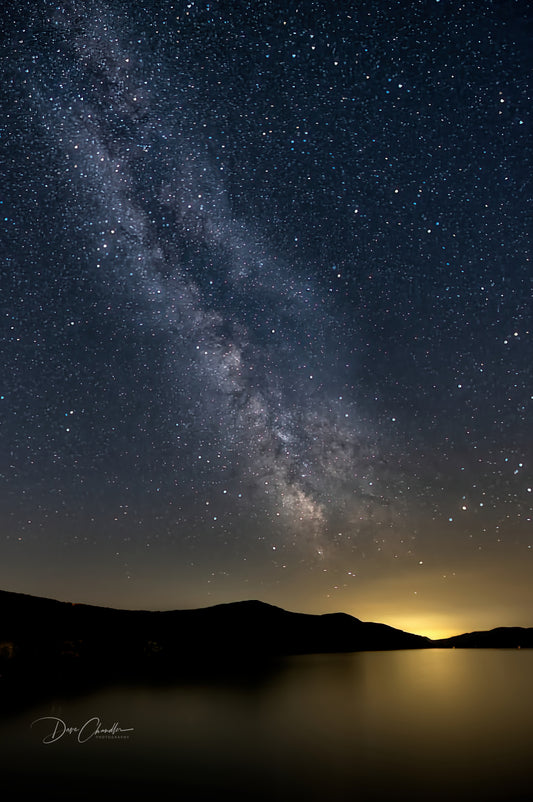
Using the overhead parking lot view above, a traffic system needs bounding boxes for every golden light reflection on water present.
[1,650,531,801]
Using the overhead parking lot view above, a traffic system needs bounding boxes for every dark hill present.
[0,590,428,689]
[432,627,533,649]
[0,589,530,702]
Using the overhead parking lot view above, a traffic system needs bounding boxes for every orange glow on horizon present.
[375,615,462,641]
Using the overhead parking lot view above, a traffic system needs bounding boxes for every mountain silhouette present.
[0,589,531,703]
[0,589,427,668]
[432,627,533,649]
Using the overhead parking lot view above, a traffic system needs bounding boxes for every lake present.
[1,649,531,801]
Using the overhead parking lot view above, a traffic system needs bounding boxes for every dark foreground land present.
[1,589,531,707]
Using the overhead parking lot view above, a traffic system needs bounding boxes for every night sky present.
[1,0,531,638]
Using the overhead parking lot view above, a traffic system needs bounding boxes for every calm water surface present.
[1,649,531,801]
